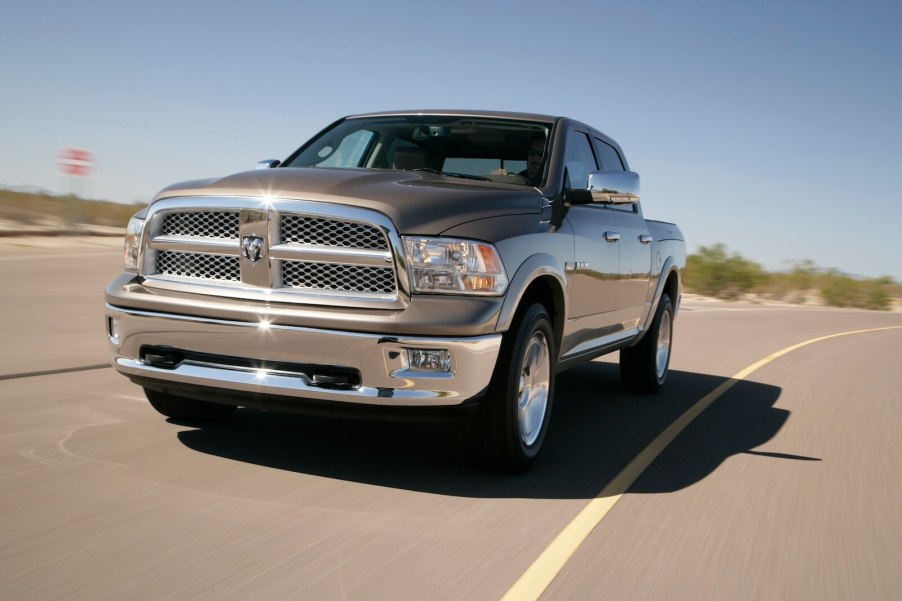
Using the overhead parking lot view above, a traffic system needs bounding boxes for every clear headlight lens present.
[404,237,508,295]
[124,215,145,271]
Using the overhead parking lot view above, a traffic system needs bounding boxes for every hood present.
[154,167,543,234]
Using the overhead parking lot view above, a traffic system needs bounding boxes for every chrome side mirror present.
[587,171,640,204]
[256,159,281,169]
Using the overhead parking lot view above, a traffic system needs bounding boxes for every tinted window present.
[564,131,598,189]
[593,138,624,171]
[285,115,550,187]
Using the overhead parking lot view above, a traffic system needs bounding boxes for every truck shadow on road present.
[176,362,811,499]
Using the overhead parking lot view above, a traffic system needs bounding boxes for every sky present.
[2,0,900,279]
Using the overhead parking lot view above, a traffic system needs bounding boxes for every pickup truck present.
[106,110,685,471]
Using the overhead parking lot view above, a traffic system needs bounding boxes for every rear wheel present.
[473,303,556,471]
[620,293,673,393]
[144,388,236,421]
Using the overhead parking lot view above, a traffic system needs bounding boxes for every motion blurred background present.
[2,0,900,304]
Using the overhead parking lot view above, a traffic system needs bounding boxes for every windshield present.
[283,115,551,187]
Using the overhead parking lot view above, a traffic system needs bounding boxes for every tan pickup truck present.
[106,110,685,470]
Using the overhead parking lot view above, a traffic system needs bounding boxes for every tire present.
[473,303,556,472]
[144,388,236,422]
[620,293,674,393]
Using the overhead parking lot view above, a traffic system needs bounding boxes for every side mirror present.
[587,171,640,204]
[256,159,281,169]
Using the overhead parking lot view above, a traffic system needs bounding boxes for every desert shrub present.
[685,246,895,310]
[757,260,818,303]
[0,190,144,228]
[684,244,766,299]
[820,271,892,310]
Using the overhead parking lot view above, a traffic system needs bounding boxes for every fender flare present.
[636,256,681,340]
[496,253,568,335]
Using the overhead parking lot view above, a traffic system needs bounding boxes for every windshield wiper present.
[407,168,491,181]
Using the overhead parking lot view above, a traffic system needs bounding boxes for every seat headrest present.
[392,147,428,170]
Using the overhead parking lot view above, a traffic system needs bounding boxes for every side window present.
[564,131,598,189]
[593,138,625,171]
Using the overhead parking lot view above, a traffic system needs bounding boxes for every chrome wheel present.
[655,309,672,380]
[474,303,556,471]
[517,330,550,447]
[620,293,673,393]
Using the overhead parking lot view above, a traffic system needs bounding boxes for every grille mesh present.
[282,261,396,294]
[150,209,397,298]
[157,251,240,281]
[161,211,239,239]
[281,215,388,250]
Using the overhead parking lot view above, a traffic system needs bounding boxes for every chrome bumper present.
[106,305,502,407]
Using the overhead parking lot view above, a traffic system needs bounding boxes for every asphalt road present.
[2,239,900,600]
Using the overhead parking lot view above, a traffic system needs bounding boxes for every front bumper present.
[106,305,502,408]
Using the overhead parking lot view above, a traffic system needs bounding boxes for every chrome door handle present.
[639,234,653,245]
[604,231,621,243]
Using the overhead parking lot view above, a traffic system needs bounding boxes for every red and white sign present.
[58,148,96,177]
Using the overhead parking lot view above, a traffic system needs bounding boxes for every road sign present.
[58,148,96,177]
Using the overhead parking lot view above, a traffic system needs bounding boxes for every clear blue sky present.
[2,0,900,279]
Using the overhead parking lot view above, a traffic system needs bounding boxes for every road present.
[2,239,900,600]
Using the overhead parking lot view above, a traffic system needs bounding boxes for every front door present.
[566,204,620,319]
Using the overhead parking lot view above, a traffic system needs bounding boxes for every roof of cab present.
[346,109,560,123]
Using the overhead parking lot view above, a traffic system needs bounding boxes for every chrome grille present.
[146,201,399,304]
[161,211,239,239]
[281,262,396,294]
[281,215,388,250]
[157,251,240,281]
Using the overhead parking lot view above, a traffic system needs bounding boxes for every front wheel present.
[144,388,236,422]
[620,293,674,393]
[474,303,556,472]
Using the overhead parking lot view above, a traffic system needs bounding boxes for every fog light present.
[406,348,452,372]
[107,317,120,344]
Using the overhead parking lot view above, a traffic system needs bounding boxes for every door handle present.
[604,231,621,243]
[639,234,653,245]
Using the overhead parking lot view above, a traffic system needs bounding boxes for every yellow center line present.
[501,325,902,601]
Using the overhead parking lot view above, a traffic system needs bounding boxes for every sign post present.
[58,148,96,178]
[57,148,96,228]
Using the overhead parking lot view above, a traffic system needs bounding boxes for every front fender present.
[496,253,568,334]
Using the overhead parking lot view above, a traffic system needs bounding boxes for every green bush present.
[755,260,818,303]
[684,244,766,299]
[0,190,144,228]
[820,271,892,310]
[685,244,895,311]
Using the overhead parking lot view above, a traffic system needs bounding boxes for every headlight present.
[124,215,145,271]
[404,237,508,295]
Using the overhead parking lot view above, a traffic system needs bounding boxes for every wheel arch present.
[633,258,682,345]
[496,254,567,356]
[662,265,681,314]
